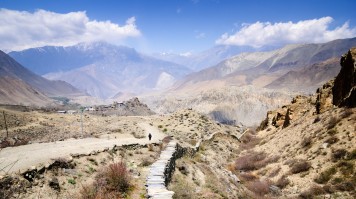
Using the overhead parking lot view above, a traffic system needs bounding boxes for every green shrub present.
[331,149,347,162]
[338,161,354,176]
[68,178,76,185]
[314,167,337,184]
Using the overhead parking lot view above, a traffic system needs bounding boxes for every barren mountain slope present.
[266,57,340,92]
[227,48,356,198]
[0,50,84,99]
[0,77,52,106]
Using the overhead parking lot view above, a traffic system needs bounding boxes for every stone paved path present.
[146,141,176,199]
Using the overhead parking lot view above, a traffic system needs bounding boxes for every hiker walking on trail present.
[148,133,152,141]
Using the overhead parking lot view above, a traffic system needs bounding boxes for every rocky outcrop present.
[315,80,334,114]
[332,48,356,107]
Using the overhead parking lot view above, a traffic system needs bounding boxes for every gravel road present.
[0,122,165,174]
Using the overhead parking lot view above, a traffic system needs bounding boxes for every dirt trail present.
[0,122,165,174]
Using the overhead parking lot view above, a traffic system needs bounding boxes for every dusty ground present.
[0,106,246,199]
[0,105,151,145]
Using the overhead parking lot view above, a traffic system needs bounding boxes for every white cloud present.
[216,17,356,48]
[0,9,141,51]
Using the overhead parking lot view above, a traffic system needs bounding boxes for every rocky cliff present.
[332,47,356,107]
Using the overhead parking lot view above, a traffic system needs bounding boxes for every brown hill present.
[265,57,340,92]
[0,77,52,106]
[0,50,85,98]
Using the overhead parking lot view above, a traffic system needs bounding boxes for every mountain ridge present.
[174,37,356,93]
[0,50,85,105]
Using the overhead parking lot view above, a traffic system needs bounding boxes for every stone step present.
[146,141,177,199]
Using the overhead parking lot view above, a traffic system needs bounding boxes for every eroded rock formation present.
[332,48,356,107]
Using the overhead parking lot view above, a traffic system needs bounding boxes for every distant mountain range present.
[142,37,356,125]
[154,45,278,71]
[174,38,356,93]
[10,42,192,99]
[0,50,85,106]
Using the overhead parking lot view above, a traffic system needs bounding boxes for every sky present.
[0,0,356,54]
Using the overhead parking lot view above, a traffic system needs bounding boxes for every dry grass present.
[169,174,197,199]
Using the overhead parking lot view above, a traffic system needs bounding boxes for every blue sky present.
[1,0,356,53]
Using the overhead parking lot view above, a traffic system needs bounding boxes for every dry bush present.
[0,137,29,148]
[289,159,311,174]
[235,151,267,171]
[327,129,338,136]
[313,116,321,123]
[105,162,131,193]
[131,131,145,139]
[299,185,325,199]
[268,166,281,178]
[0,176,28,199]
[239,131,261,150]
[162,136,172,144]
[346,149,356,160]
[235,151,279,172]
[246,180,271,196]
[49,158,74,171]
[325,136,339,145]
[239,172,258,182]
[80,162,132,199]
[140,158,153,167]
[327,116,341,130]
[340,108,353,118]
[301,137,312,148]
[334,181,355,192]
[314,167,336,184]
[275,175,290,189]
[148,144,154,152]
